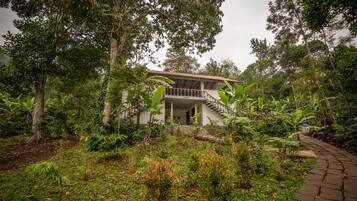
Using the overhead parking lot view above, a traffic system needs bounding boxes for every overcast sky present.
[0,0,275,71]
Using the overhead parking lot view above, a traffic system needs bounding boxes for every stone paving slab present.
[296,135,357,201]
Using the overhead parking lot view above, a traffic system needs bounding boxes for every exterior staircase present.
[165,88,229,118]
[202,91,228,117]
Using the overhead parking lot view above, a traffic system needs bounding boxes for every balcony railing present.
[165,88,231,115]
[165,88,203,98]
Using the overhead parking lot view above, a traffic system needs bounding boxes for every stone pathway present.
[296,135,357,201]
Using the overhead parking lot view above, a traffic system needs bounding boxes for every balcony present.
[165,88,203,98]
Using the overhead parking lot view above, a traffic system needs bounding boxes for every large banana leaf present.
[150,86,165,109]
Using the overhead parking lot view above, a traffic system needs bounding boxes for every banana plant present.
[268,133,300,160]
[142,86,165,145]
[145,86,165,124]
[288,109,315,132]
[218,81,255,114]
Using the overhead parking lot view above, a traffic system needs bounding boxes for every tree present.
[1,0,104,142]
[163,51,200,73]
[267,0,337,123]
[302,0,357,36]
[125,67,173,126]
[92,0,225,127]
[201,58,240,79]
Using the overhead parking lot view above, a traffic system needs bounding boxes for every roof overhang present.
[148,70,240,83]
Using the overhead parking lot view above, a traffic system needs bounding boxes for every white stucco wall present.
[202,102,224,126]
[138,102,165,124]
[205,89,220,99]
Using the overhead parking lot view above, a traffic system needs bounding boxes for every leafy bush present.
[251,144,270,175]
[333,120,357,152]
[197,151,232,201]
[231,143,256,188]
[142,159,174,201]
[27,162,66,198]
[86,134,127,152]
[148,121,164,137]
[268,134,300,160]
[272,158,285,181]
[0,93,33,136]
[156,147,171,159]
[120,121,146,143]
[224,115,256,143]
[189,152,200,173]
[43,99,72,137]
[257,113,294,137]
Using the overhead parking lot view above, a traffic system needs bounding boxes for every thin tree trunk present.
[28,71,47,143]
[136,102,140,126]
[321,29,352,116]
[290,0,337,123]
[103,38,118,127]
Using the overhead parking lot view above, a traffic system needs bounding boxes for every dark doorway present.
[186,111,190,125]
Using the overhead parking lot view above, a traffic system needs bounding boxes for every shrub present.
[268,134,300,160]
[257,111,295,137]
[251,144,270,175]
[231,143,256,188]
[27,162,66,199]
[86,134,127,152]
[142,160,174,201]
[197,151,232,201]
[0,93,33,136]
[273,158,285,181]
[157,147,171,159]
[148,121,164,137]
[189,152,200,173]
[120,121,146,144]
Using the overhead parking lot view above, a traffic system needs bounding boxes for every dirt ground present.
[0,135,79,171]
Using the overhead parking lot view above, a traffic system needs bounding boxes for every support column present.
[194,103,198,124]
[170,101,173,122]
[200,81,204,90]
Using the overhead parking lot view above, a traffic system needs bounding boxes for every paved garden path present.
[296,135,357,201]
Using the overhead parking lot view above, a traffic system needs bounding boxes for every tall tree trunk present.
[290,0,337,123]
[136,101,141,126]
[28,71,47,144]
[103,38,118,127]
[321,29,352,116]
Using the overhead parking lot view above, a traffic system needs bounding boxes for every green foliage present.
[268,133,300,160]
[26,162,66,199]
[251,144,271,175]
[142,159,174,201]
[0,93,33,136]
[218,82,258,143]
[200,58,240,79]
[224,114,256,142]
[27,162,64,185]
[163,51,200,73]
[231,143,256,188]
[189,153,200,173]
[197,151,232,201]
[119,121,146,144]
[86,134,127,152]
[0,135,315,201]
[43,98,71,137]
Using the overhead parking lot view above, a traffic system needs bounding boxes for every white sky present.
[0,0,275,71]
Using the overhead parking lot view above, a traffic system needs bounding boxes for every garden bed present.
[0,135,314,201]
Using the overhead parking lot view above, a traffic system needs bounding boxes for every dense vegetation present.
[0,0,356,200]
[0,135,315,201]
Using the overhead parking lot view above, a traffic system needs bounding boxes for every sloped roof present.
[149,70,239,82]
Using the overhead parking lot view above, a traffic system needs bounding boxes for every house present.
[126,70,239,126]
